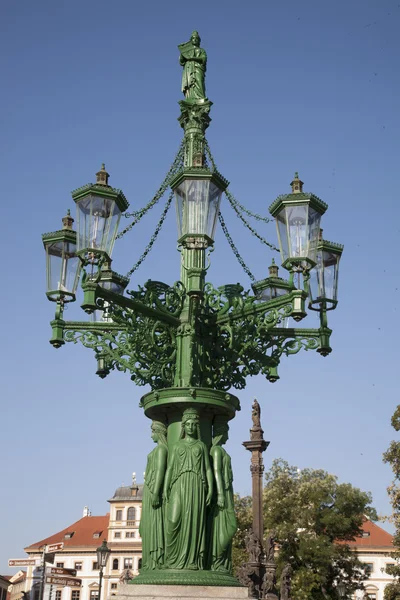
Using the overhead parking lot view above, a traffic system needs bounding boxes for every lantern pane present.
[322,250,340,302]
[174,179,223,239]
[100,280,126,294]
[46,241,80,296]
[277,211,289,261]
[307,207,321,263]
[286,205,308,258]
[257,287,288,302]
[76,195,121,257]
[309,249,341,308]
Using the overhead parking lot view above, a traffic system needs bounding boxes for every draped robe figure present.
[139,421,168,570]
[164,409,213,570]
[179,31,207,101]
[208,421,237,572]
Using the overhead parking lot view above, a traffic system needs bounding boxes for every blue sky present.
[1,0,400,572]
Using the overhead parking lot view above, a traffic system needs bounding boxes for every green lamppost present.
[42,32,343,589]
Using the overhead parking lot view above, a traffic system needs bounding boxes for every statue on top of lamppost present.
[179,30,207,102]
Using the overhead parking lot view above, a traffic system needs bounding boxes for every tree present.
[232,493,252,569]
[383,406,400,600]
[233,459,377,600]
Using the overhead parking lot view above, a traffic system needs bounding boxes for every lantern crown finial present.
[62,209,74,230]
[291,172,304,194]
[268,258,279,277]
[96,163,110,187]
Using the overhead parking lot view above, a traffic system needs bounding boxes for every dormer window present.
[362,531,371,538]
[64,532,74,539]
[93,532,102,539]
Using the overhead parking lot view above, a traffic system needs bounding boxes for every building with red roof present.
[345,518,396,600]
[18,479,143,600]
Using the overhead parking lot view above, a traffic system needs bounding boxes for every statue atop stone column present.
[179,31,207,102]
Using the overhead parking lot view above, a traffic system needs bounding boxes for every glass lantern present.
[72,165,129,262]
[309,236,343,310]
[269,173,328,271]
[252,258,293,302]
[171,169,228,242]
[91,266,129,322]
[96,540,111,568]
[42,211,81,302]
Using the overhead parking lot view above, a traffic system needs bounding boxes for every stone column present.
[241,400,269,598]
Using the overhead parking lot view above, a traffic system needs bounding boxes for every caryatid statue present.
[208,417,237,573]
[163,407,213,570]
[178,30,207,101]
[139,420,168,570]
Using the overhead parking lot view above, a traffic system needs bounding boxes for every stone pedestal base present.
[115,583,248,600]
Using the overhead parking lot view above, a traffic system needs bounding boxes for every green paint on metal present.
[179,31,207,102]
[43,32,342,587]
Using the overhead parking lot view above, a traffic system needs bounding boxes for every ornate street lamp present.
[171,169,228,243]
[96,540,111,600]
[309,231,343,311]
[269,172,327,272]
[72,164,129,265]
[42,32,343,589]
[252,259,293,302]
[42,210,81,303]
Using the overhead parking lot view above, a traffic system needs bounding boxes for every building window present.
[125,532,135,538]
[116,510,123,521]
[112,559,119,570]
[110,584,117,590]
[55,591,61,600]
[34,591,39,600]
[364,563,374,574]
[114,532,121,539]
[71,592,80,600]
[138,558,142,570]
[127,507,136,522]
[92,562,99,570]
[56,563,64,568]
[89,592,99,600]
[74,562,83,571]
[124,558,132,569]
[366,595,376,600]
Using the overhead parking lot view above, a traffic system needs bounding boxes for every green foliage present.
[383,405,400,585]
[384,581,400,600]
[232,493,252,571]
[234,459,377,599]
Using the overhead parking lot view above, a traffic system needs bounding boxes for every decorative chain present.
[116,142,184,240]
[218,211,256,283]
[225,190,280,252]
[204,139,218,172]
[125,191,174,279]
[204,140,279,253]
[225,188,272,223]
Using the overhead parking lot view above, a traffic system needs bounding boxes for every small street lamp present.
[96,540,111,600]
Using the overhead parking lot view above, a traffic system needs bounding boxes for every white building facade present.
[23,483,143,600]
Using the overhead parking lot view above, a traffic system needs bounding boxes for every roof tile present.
[24,516,110,551]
